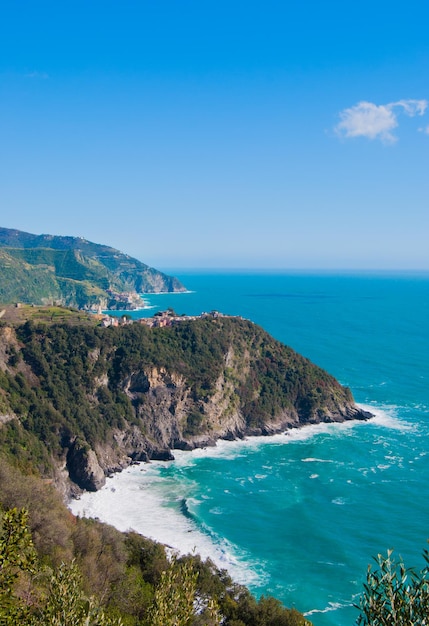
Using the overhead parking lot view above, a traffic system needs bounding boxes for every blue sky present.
[1,1,428,269]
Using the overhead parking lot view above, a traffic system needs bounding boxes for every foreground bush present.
[356,549,429,625]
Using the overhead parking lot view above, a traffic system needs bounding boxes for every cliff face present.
[0,226,186,308]
[0,316,371,493]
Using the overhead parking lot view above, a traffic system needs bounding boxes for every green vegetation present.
[0,456,311,625]
[0,308,368,624]
[0,226,185,308]
[0,507,37,623]
[0,304,98,326]
[356,549,429,625]
[4,449,427,625]
[0,316,360,488]
[149,557,200,625]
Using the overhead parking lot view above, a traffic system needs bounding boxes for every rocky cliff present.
[0,226,186,308]
[0,315,371,493]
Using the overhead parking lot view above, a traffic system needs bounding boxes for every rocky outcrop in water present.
[67,439,106,491]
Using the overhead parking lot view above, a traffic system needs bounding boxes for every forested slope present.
[0,314,370,493]
[0,457,311,625]
[0,226,185,308]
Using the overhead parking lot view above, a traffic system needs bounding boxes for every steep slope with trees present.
[0,458,311,625]
[0,313,371,493]
[0,227,185,308]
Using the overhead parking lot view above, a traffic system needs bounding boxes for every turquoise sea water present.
[72,272,429,625]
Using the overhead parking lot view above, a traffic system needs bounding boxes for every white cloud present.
[335,99,428,143]
[394,99,427,116]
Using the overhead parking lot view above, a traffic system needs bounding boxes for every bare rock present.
[67,439,106,491]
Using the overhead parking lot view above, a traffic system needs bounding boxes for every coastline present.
[68,405,385,587]
[140,290,195,295]
[100,290,195,315]
[33,273,429,625]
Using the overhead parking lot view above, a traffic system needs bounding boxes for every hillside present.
[0,311,369,624]
[0,227,185,309]
[0,313,371,494]
[0,458,311,626]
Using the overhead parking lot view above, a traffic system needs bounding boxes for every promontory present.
[0,226,185,310]
[0,307,371,494]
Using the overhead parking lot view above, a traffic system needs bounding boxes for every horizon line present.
[157,267,429,274]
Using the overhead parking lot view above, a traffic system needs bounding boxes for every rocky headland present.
[0,226,185,310]
[0,311,372,496]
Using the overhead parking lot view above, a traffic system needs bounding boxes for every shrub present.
[356,548,429,625]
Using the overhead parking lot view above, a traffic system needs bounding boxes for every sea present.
[69,271,429,625]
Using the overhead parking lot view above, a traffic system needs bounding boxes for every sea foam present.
[68,403,399,593]
[69,462,265,588]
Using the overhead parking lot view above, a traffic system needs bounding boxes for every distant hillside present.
[0,227,185,309]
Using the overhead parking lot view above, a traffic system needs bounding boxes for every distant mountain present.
[0,227,185,309]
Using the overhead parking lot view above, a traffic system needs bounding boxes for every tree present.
[148,557,198,626]
[148,556,222,626]
[0,507,36,624]
[0,507,122,626]
[356,549,429,625]
[37,560,123,626]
